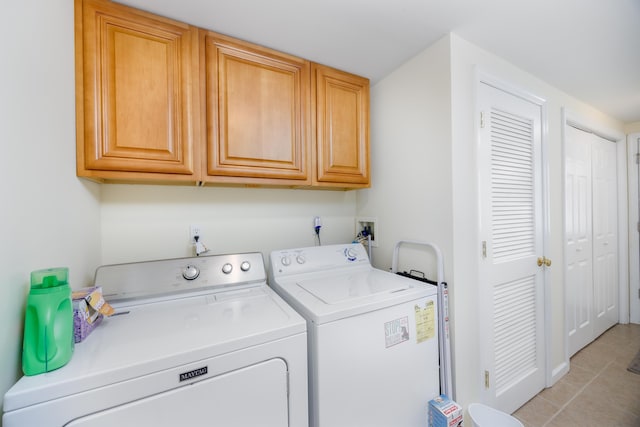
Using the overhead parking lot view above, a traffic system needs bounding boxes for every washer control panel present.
[271,243,369,277]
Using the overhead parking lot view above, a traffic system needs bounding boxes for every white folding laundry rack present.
[391,240,453,399]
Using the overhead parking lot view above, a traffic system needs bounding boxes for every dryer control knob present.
[222,263,233,274]
[182,265,200,280]
[281,256,291,266]
[296,255,306,264]
[240,261,251,271]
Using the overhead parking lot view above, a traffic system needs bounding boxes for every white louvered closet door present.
[478,82,546,414]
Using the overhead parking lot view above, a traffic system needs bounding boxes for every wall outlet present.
[189,224,202,243]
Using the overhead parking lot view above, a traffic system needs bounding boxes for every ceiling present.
[118,0,640,124]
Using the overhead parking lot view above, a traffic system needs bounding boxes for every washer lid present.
[298,269,411,304]
[4,285,306,412]
[271,266,437,324]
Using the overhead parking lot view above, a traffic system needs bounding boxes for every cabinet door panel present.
[78,0,198,176]
[314,64,370,187]
[205,34,310,183]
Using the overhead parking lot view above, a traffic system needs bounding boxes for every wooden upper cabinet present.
[75,0,200,181]
[202,32,311,185]
[312,64,370,188]
[75,0,370,188]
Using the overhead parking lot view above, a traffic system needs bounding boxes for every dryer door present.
[66,358,289,427]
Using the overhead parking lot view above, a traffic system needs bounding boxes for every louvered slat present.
[490,108,535,263]
[493,275,537,394]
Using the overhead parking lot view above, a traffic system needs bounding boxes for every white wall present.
[0,0,102,417]
[357,35,454,278]
[100,185,358,264]
[626,121,640,134]
[360,32,625,413]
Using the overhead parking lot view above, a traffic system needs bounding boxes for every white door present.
[591,136,619,337]
[565,127,619,356]
[477,81,546,414]
[66,359,290,427]
[565,125,594,356]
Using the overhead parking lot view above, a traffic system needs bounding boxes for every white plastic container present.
[468,403,524,427]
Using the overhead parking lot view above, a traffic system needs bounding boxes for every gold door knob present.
[537,257,552,267]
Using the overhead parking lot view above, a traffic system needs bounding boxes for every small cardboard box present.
[428,395,463,427]
[72,286,114,343]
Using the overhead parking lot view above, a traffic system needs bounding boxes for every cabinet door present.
[204,32,311,184]
[313,64,370,188]
[76,0,199,180]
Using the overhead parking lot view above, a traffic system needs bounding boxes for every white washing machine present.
[269,243,440,427]
[3,252,308,427]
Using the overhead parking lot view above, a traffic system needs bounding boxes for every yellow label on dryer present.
[415,300,435,343]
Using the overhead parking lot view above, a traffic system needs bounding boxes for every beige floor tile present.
[570,340,616,374]
[538,378,581,407]
[514,324,640,427]
[561,363,596,388]
[586,364,640,416]
[512,395,559,427]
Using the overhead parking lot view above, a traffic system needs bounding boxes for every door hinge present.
[484,370,490,389]
[638,288,640,300]
[480,111,485,128]
[636,152,639,164]
[637,221,640,233]
[482,241,487,258]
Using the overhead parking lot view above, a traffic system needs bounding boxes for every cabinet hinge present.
[484,370,490,389]
[480,111,485,128]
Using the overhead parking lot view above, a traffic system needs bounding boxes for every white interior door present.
[565,125,594,356]
[591,136,619,336]
[477,81,546,414]
[565,127,619,356]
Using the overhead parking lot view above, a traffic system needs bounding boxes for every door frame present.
[561,108,628,369]
[628,133,640,324]
[476,70,552,397]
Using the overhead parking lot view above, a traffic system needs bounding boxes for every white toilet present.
[468,403,524,427]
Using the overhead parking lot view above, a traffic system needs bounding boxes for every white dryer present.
[269,243,440,427]
[3,252,308,427]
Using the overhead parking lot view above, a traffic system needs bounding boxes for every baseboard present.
[549,361,570,386]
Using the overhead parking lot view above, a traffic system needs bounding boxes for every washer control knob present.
[182,265,200,280]
[345,248,358,261]
[222,263,233,274]
[281,256,291,266]
[296,255,306,264]
[240,261,251,271]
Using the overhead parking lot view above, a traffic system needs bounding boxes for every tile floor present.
[512,323,640,427]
